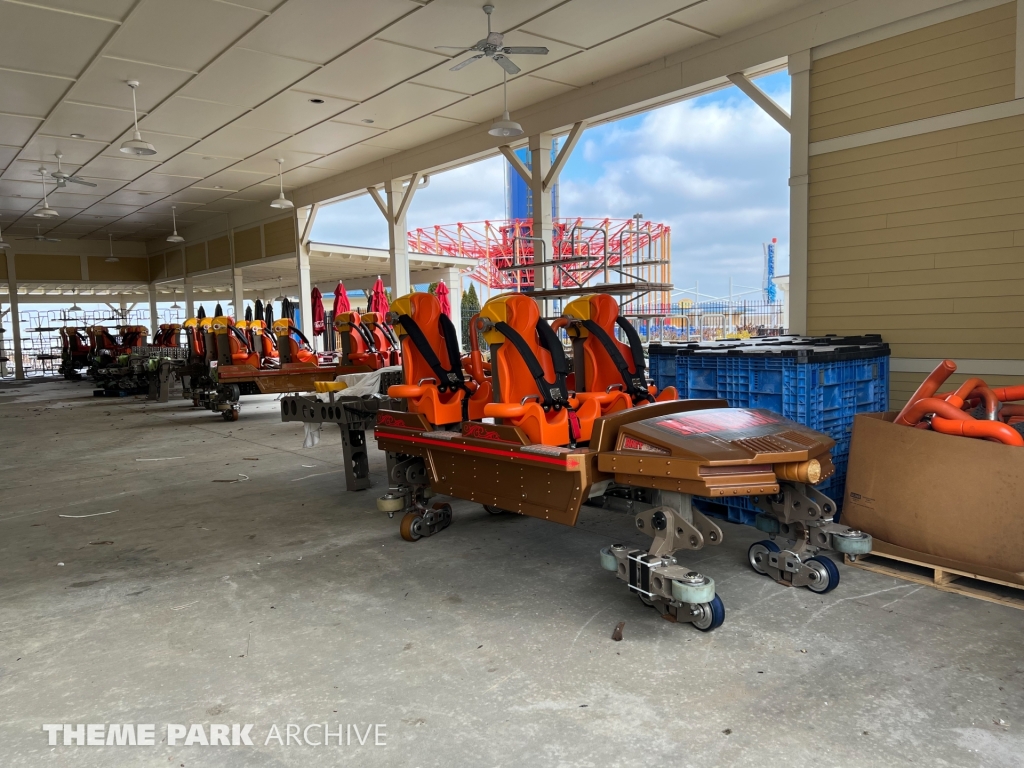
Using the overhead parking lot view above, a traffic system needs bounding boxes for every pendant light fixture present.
[119,80,157,156]
[275,277,285,302]
[489,70,523,138]
[69,288,82,313]
[167,205,184,243]
[170,288,181,310]
[32,168,59,218]
[269,158,293,209]
[105,233,119,263]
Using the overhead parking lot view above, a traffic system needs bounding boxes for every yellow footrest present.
[314,381,349,393]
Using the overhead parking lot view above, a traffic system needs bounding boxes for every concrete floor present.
[1,379,1023,768]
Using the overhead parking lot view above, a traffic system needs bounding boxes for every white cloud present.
[312,75,792,302]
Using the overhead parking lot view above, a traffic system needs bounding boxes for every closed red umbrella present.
[435,280,451,317]
[369,277,389,315]
[332,281,350,316]
[311,286,325,336]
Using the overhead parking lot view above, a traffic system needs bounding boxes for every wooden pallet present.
[845,551,1024,611]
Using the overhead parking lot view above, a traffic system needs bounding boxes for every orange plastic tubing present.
[999,404,1024,418]
[931,416,1024,446]
[988,385,1024,402]
[966,386,1000,419]
[894,359,957,426]
[944,377,987,409]
[899,397,973,426]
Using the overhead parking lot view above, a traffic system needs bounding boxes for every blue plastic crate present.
[650,336,889,523]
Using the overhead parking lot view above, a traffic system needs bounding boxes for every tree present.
[461,282,480,351]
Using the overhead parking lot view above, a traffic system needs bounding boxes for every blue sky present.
[311,71,792,301]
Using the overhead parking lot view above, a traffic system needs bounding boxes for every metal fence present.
[1,307,186,378]
[459,299,784,352]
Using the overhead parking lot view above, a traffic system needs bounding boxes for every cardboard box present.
[843,412,1024,585]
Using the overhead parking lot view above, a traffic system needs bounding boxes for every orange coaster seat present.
[272,318,318,365]
[183,318,205,360]
[388,292,483,425]
[335,312,384,370]
[213,316,260,367]
[362,312,402,367]
[563,294,677,416]
[479,294,600,446]
[248,320,278,366]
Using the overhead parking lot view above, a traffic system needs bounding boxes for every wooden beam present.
[366,186,388,220]
[394,172,420,225]
[544,120,585,191]
[727,72,791,132]
[499,145,531,185]
[300,202,320,245]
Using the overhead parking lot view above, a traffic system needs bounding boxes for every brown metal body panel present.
[215,363,373,394]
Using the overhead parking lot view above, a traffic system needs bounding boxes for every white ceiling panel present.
[378,0,567,50]
[241,0,420,65]
[0,196,38,212]
[520,0,704,48]
[308,143,397,172]
[41,103,135,144]
[189,124,290,160]
[0,71,72,117]
[0,179,51,197]
[78,154,160,181]
[141,97,249,139]
[532,20,708,86]
[125,173,202,194]
[47,191,105,210]
[365,116,474,151]
[180,48,318,109]
[297,40,447,103]
[234,90,356,134]
[437,75,575,123]
[0,114,44,147]
[140,200,204,216]
[279,165,339,187]
[0,3,113,78]
[278,120,383,155]
[83,202,145,217]
[73,57,195,112]
[205,197,266,212]
[0,145,19,170]
[49,177,127,197]
[232,149,321,175]
[17,135,106,167]
[32,0,137,19]
[334,83,465,131]
[192,168,274,192]
[164,187,234,205]
[105,0,267,72]
[102,188,167,206]
[671,0,807,38]
[412,31,579,94]
[151,152,237,179]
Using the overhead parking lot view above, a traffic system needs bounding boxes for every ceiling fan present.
[51,152,96,188]
[437,4,548,75]
[17,224,61,243]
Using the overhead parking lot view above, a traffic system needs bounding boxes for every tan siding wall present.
[207,236,231,268]
[808,114,1024,361]
[809,3,1016,142]
[15,254,81,281]
[890,370,1022,410]
[185,243,207,273]
[233,227,262,263]
[263,217,295,257]
[0,257,6,279]
[149,254,166,281]
[87,257,149,282]
[165,248,184,277]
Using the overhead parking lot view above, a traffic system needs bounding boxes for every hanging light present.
[167,205,184,243]
[105,233,119,263]
[275,277,285,302]
[32,168,59,218]
[119,80,157,156]
[170,288,181,310]
[69,288,82,313]
[269,158,294,209]
[489,70,523,138]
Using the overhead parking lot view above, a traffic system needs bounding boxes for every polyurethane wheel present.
[484,505,508,515]
[222,409,239,421]
[805,556,840,594]
[747,540,780,575]
[691,595,725,632]
[400,512,424,542]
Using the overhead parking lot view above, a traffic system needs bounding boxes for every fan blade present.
[46,237,61,242]
[451,53,485,72]
[493,54,521,75]
[67,176,97,187]
[435,45,471,50]
[502,46,548,55]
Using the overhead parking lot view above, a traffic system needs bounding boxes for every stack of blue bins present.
[648,334,890,524]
